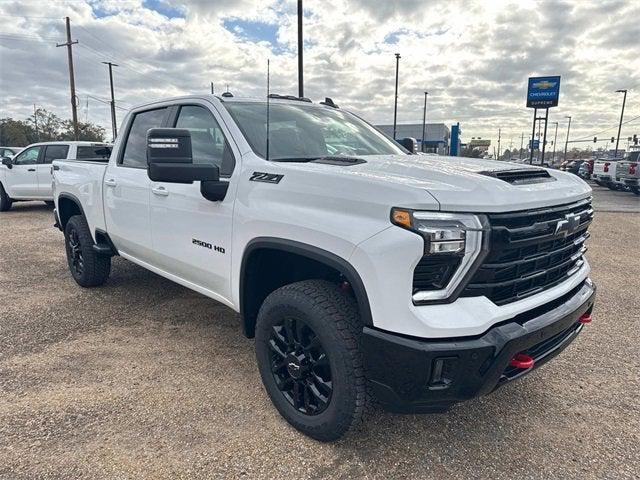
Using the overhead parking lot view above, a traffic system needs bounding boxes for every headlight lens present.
[391,209,486,302]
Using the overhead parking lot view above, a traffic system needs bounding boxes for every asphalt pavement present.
[0,189,638,479]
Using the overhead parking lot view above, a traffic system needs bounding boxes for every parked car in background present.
[0,146,21,158]
[592,158,622,190]
[578,159,594,180]
[617,149,640,195]
[0,141,112,211]
[560,159,585,175]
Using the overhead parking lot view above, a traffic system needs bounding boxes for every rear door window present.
[121,108,168,168]
[77,145,112,161]
[42,145,70,164]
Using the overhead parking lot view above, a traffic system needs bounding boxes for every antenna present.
[266,58,271,161]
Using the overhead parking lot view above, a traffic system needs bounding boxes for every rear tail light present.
[604,162,610,173]
[630,163,637,175]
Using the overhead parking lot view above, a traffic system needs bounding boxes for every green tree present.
[60,120,106,142]
[0,109,106,146]
[0,118,35,146]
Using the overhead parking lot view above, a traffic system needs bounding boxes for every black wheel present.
[44,200,54,207]
[255,280,370,442]
[631,187,640,196]
[0,183,12,212]
[64,215,111,287]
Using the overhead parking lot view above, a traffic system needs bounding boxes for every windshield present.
[223,101,405,161]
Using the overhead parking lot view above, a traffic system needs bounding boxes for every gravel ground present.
[0,200,638,480]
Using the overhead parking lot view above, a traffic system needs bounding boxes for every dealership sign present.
[527,76,561,108]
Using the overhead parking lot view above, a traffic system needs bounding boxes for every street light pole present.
[614,89,627,158]
[392,53,401,140]
[563,116,572,162]
[421,91,428,152]
[551,121,559,165]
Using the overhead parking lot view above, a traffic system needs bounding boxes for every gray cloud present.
[0,0,637,149]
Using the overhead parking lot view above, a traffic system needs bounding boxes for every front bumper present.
[362,279,596,413]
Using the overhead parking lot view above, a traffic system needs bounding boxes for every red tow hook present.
[510,353,534,369]
[579,313,592,324]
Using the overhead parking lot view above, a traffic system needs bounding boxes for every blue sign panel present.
[529,139,540,150]
[527,76,561,108]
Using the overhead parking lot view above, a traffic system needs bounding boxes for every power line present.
[571,114,640,141]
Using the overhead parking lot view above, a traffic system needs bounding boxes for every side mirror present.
[2,157,13,168]
[398,137,418,154]
[146,128,228,201]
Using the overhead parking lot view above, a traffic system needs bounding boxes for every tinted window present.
[175,105,235,176]
[77,146,112,160]
[13,146,41,165]
[121,108,167,168]
[43,145,69,164]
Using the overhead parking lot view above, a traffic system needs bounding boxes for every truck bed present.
[52,159,108,234]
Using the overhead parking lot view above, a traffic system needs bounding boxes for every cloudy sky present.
[0,0,638,151]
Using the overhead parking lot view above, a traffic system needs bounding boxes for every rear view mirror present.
[146,128,229,201]
[146,128,219,183]
[398,137,418,154]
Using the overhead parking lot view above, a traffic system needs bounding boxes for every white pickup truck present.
[616,149,640,195]
[0,141,112,211]
[52,95,596,441]
[592,157,624,190]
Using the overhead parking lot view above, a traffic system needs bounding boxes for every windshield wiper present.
[270,157,319,163]
[271,155,363,163]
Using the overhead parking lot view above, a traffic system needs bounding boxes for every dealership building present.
[375,123,450,155]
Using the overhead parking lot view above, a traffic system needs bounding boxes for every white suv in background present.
[0,141,111,211]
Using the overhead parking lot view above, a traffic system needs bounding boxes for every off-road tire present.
[255,280,372,442]
[64,215,111,287]
[0,183,12,212]
[631,186,640,196]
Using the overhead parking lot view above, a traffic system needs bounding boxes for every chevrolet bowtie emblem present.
[555,213,581,236]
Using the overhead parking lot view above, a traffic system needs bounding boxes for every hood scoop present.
[479,168,555,185]
[310,156,367,166]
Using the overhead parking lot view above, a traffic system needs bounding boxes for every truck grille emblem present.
[555,213,581,236]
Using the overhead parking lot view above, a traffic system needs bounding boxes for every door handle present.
[105,178,117,187]
[152,186,169,196]
[28,168,36,172]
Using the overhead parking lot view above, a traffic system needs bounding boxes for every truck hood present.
[285,154,592,212]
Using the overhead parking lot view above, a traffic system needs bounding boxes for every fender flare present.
[239,237,373,331]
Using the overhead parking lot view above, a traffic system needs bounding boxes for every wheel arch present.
[239,237,373,338]
[57,193,86,230]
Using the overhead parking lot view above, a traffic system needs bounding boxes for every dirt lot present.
[0,199,638,480]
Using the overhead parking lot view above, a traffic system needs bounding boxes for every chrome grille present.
[462,198,593,305]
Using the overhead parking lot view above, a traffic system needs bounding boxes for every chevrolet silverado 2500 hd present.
[0,141,112,211]
[52,95,596,441]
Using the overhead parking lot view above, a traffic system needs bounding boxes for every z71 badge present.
[250,172,284,184]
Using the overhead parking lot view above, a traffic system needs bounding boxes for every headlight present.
[391,208,487,303]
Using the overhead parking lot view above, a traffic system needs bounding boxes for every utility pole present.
[563,116,572,162]
[102,61,118,141]
[33,104,39,141]
[497,128,501,160]
[56,17,79,140]
[297,0,304,98]
[519,132,524,159]
[392,53,401,139]
[421,91,428,152]
[614,89,627,158]
[551,121,559,164]
[210,82,214,94]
